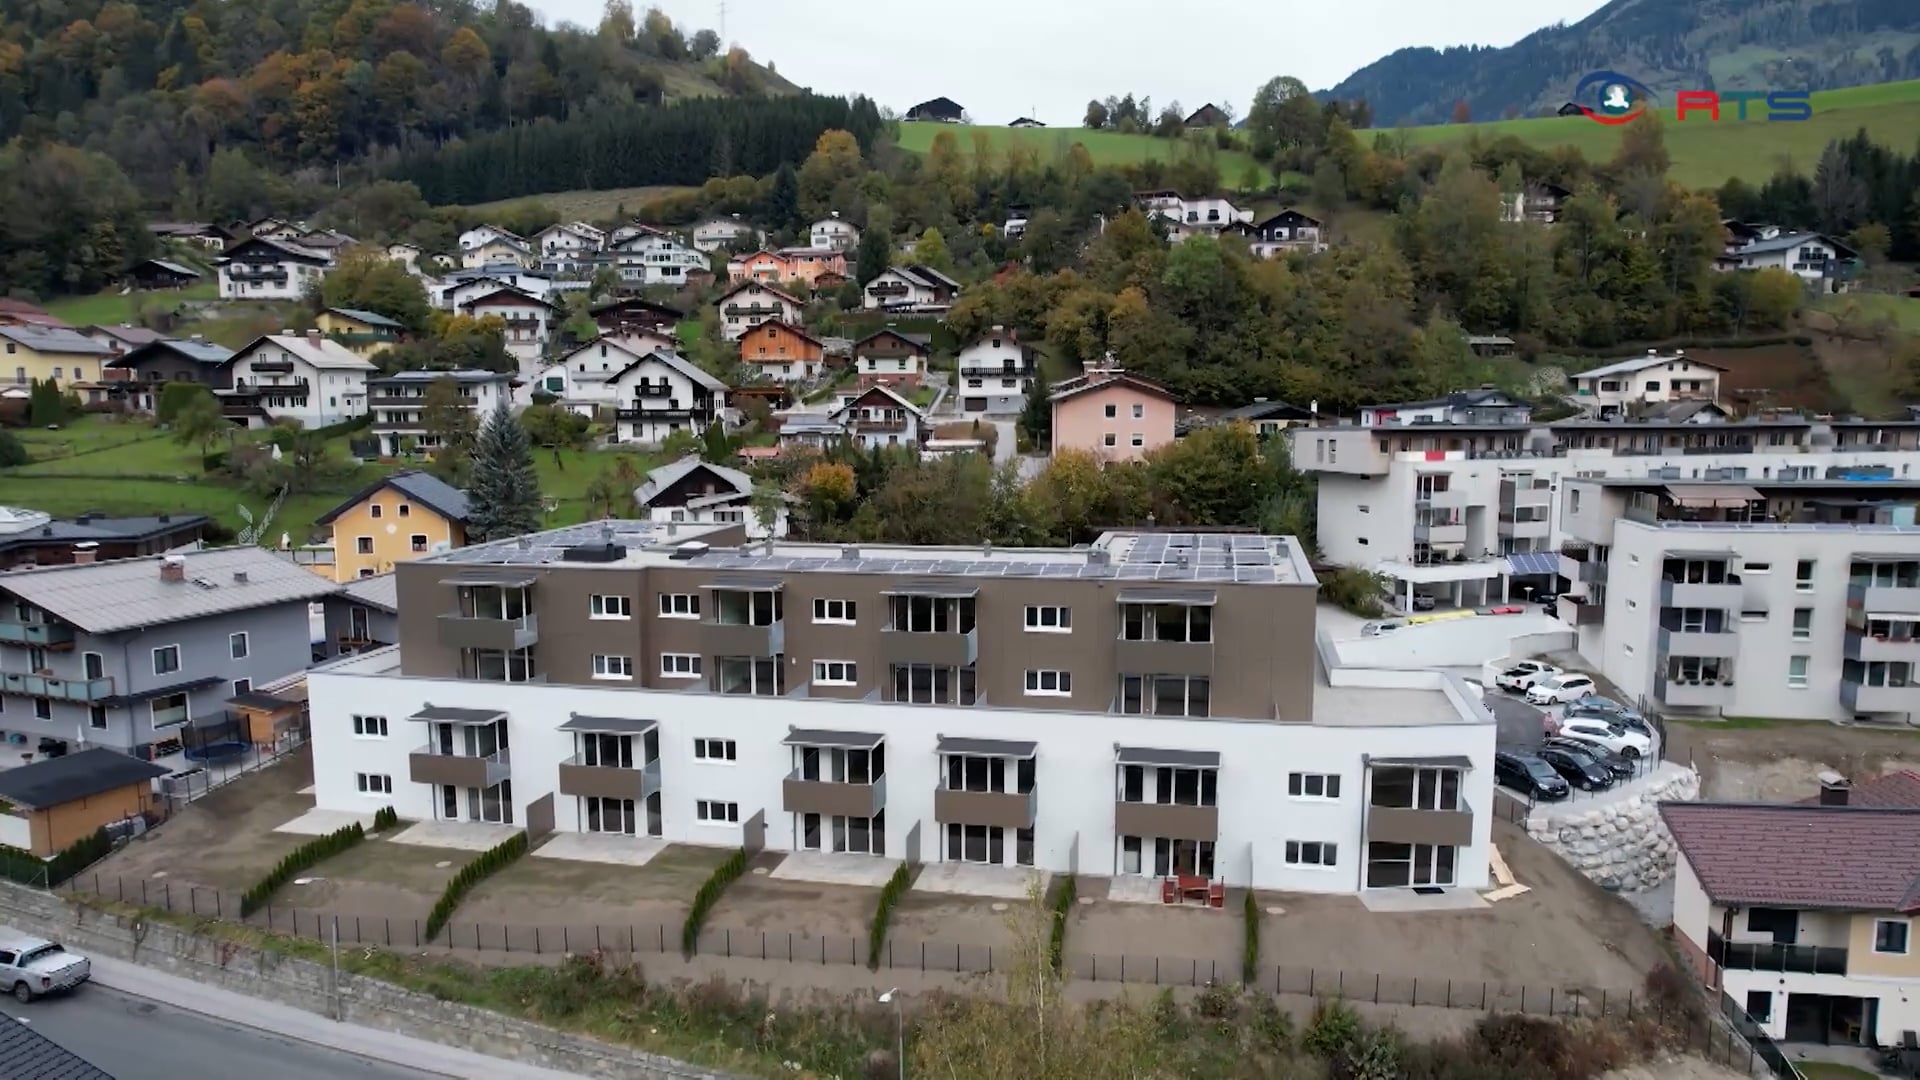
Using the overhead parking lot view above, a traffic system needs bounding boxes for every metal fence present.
[1718,988,1807,1080]
[158,728,308,807]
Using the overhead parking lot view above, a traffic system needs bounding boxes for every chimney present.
[1817,771,1850,806]
[233,570,249,584]
[72,543,98,564]
[306,329,322,345]
[159,555,186,584]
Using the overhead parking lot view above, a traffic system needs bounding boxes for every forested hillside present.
[0,0,790,196]
[1326,0,1920,126]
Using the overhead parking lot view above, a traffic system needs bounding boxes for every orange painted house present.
[1049,370,1178,462]
[774,247,849,286]
[740,321,826,382]
[727,250,792,284]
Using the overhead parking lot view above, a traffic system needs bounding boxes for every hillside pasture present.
[896,123,1274,186]
[459,186,700,223]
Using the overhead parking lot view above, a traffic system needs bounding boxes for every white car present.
[1525,672,1597,705]
[0,936,90,1002]
[1556,718,1654,759]
[1495,661,1561,693]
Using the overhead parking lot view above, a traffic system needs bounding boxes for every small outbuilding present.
[0,748,166,856]
[905,97,965,123]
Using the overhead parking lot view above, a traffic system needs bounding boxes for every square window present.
[232,678,251,696]
[356,536,374,555]
[370,504,383,519]
[1132,403,1144,418]
[1875,919,1910,954]
[152,645,181,676]
[410,534,429,552]
[1130,433,1144,447]
[229,631,249,659]
[1103,433,1116,447]
[398,504,410,517]
[1103,403,1116,418]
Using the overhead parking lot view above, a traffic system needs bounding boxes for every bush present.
[680,847,748,957]
[0,826,111,887]
[1241,890,1261,984]
[424,831,530,941]
[156,381,213,424]
[0,429,28,468]
[1302,997,1362,1060]
[1320,566,1389,618]
[866,862,913,969]
[371,806,399,832]
[1046,874,1076,973]
[240,822,366,916]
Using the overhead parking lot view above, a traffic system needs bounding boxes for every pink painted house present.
[1049,370,1177,461]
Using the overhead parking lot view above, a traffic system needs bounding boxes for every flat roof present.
[429,522,1315,587]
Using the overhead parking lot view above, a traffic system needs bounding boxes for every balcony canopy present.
[783,728,884,749]
[408,705,506,724]
[882,581,979,599]
[1664,484,1762,508]
[439,569,539,588]
[558,714,658,735]
[937,736,1036,758]
[1115,747,1220,768]
[1114,588,1217,606]
[703,576,786,591]
[1368,754,1473,770]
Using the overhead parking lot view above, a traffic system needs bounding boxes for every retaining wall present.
[1524,764,1701,892]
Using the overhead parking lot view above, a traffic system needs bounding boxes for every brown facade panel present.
[558,763,654,802]
[880,628,977,668]
[934,787,1036,829]
[1366,805,1475,847]
[704,620,784,657]
[1113,638,1214,678]
[436,614,536,652]
[1113,800,1219,841]
[26,782,151,856]
[409,751,491,788]
[782,777,887,818]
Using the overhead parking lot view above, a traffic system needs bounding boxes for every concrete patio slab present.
[1101,876,1164,905]
[272,808,376,836]
[532,832,666,867]
[913,861,1049,899]
[767,851,901,887]
[386,821,520,851]
[1358,888,1489,913]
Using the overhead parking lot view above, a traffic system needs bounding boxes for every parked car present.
[1539,595,1559,617]
[1495,661,1561,693]
[1526,672,1598,705]
[1565,695,1652,735]
[1536,745,1613,791]
[1557,718,1655,759]
[1494,751,1571,800]
[1410,593,1437,612]
[1543,738,1635,782]
[0,936,90,1002]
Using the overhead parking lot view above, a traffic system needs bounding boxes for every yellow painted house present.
[316,307,405,360]
[313,470,471,582]
[0,326,116,387]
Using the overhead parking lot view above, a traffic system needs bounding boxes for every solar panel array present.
[439,525,1301,584]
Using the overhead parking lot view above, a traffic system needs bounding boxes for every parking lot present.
[1478,661,1668,803]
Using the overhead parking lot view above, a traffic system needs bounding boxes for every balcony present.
[933,784,1036,829]
[1414,521,1467,546]
[1844,628,1920,663]
[0,621,74,648]
[1707,931,1848,976]
[1365,800,1475,847]
[249,359,296,373]
[1114,638,1214,677]
[783,772,887,818]
[229,377,310,395]
[0,672,113,702]
[1415,488,1468,511]
[616,407,694,421]
[408,746,511,788]
[705,618,785,656]
[1658,627,1740,658]
[1114,799,1218,842]
[1558,599,1605,627]
[1849,582,1920,614]
[1659,579,1743,609]
[1498,516,1550,540]
[881,626,978,667]
[1500,478,1552,508]
[1656,672,1736,708]
[367,394,427,409]
[1841,678,1920,713]
[1558,552,1607,584]
[848,415,909,431]
[557,755,661,802]
[437,612,540,651]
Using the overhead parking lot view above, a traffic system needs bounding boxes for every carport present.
[1376,552,1561,612]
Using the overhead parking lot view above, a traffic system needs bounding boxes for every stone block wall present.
[1523,764,1701,892]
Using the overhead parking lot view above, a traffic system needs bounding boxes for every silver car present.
[0,936,90,1002]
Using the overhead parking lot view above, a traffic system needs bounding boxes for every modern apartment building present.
[0,547,338,758]
[1557,475,1920,722]
[1293,406,1920,611]
[306,523,1495,894]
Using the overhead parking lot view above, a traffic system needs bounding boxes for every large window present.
[1117,764,1217,806]
[892,663,977,705]
[796,744,884,785]
[716,655,785,696]
[712,588,781,626]
[1369,766,1461,811]
[1365,842,1456,888]
[1116,675,1211,717]
[889,594,976,634]
[1119,603,1212,643]
[944,754,1034,795]
[468,647,537,682]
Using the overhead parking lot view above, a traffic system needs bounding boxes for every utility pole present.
[718,0,728,42]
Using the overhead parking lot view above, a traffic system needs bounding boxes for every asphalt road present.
[1,983,440,1080]
[1484,690,1550,751]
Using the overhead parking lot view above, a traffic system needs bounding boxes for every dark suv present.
[1543,737,1635,782]
[1537,745,1613,791]
[1495,751,1571,800]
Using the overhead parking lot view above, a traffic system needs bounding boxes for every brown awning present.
[1664,484,1762,508]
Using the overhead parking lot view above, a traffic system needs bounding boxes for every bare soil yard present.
[456,842,727,938]
[1667,717,1920,800]
[95,753,315,892]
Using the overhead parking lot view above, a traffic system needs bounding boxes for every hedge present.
[240,822,365,916]
[1242,890,1261,985]
[866,863,914,970]
[0,826,111,888]
[424,832,529,942]
[1046,875,1076,973]
[371,806,399,832]
[680,847,748,957]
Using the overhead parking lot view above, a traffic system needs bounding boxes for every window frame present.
[152,644,182,676]
[693,737,737,762]
[812,598,857,625]
[660,653,702,679]
[1023,669,1073,696]
[1284,840,1338,868]
[1874,919,1910,955]
[356,772,394,795]
[591,654,635,680]
[228,631,249,660]
[352,714,389,738]
[590,594,633,620]
[1023,605,1071,633]
[1287,772,1342,800]
[696,799,741,824]
[659,593,701,619]
[812,659,858,686]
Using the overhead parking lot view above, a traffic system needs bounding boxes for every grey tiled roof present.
[636,456,751,505]
[0,1014,116,1078]
[0,546,339,634]
[340,572,397,612]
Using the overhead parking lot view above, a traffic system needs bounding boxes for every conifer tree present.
[466,400,544,541]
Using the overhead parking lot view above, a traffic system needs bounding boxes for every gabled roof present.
[105,337,234,369]
[0,746,170,809]
[0,511,209,554]
[854,328,933,352]
[635,455,753,505]
[590,296,684,320]
[874,264,960,292]
[86,324,164,348]
[315,469,469,527]
[831,383,924,420]
[340,571,398,613]
[1735,230,1858,259]
[1639,400,1730,423]
[368,368,510,388]
[0,1013,115,1078]
[1573,352,1728,380]
[138,258,203,278]
[237,334,376,372]
[1049,371,1174,405]
[221,235,333,265]
[1216,399,1314,422]
[1255,208,1323,228]
[0,545,340,635]
[742,320,824,349]
[810,216,860,231]
[1366,388,1527,412]
[324,307,404,329]
[717,279,801,306]
[1661,801,1920,913]
[608,348,729,394]
[1800,771,1920,810]
[459,286,559,312]
[0,326,114,356]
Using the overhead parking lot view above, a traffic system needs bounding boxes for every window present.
[1284,841,1337,867]
[1024,670,1072,696]
[89,705,107,730]
[152,645,181,675]
[1103,433,1116,447]
[590,594,632,619]
[1024,605,1071,632]
[232,678,251,696]
[1287,773,1341,799]
[1745,991,1773,1024]
[813,598,857,624]
[1792,609,1813,640]
[592,654,634,680]
[356,773,393,795]
[1103,403,1116,418]
[660,653,701,679]
[83,651,104,680]
[356,536,374,555]
[696,800,740,824]
[809,659,858,686]
[1116,674,1210,717]
[370,504,383,519]
[1132,403,1144,418]
[398,504,410,517]
[33,698,50,720]
[1369,766,1461,811]
[1740,609,1767,623]
[1794,559,1815,591]
[694,738,737,761]
[352,714,389,737]
[1874,919,1910,955]
[228,632,249,659]
[659,593,700,619]
[1788,655,1809,688]
[410,534,429,553]
[1744,562,1772,574]
[150,692,189,728]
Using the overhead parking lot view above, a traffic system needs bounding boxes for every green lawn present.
[1794,1063,1880,1080]
[1816,292,1920,333]
[43,283,216,326]
[897,123,1274,186]
[1386,79,1920,188]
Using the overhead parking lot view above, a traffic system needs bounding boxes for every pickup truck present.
[0,936,91,1002]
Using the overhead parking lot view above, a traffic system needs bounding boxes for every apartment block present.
[1558,476,1920,722]
[307,523,1495,894]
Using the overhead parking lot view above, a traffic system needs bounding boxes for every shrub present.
[239,822,365,916]
[1302,997,1362,1060]
[370,806,399,832]
[1241,890,1261,984]
[0,429,28,468]
[680,847,748,956]
[866,862,913,969]
[1046,874,1076,973]
[1319,566,1388,618]
[0,826,111,887]
[424,831,530,941]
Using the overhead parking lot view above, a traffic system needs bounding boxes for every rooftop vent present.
[840,545,860,561]
[159,555,187,584]
[669,541,710,561]
[561,542,627,563]
[1817,770,1850,806]
[232,570,248,584]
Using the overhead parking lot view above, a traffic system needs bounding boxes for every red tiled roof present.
[1797,770,1920,810]
[1660,801,1920,912]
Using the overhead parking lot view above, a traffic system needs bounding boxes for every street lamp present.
[878,987,904,1080]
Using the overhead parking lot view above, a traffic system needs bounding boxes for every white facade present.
[716,283,803,341]
[308,649,1493,894]
[615,235,708,286]
[861,268,947,311]
[1725,233,1849,285]
[1570,352,1722,417]
[809,216,860,252]
[459,290,554,364]
[459,226,517,252]
[535,224,600,257]
[368,371,513,456]
[225,333,374,428]
[954,330,1033,416]
[692,218,758,253]
[1134,193,1251,233]
[217,244,331,302]
[461,238,532,269]
[829,386,927,450]
[607,350,728,445]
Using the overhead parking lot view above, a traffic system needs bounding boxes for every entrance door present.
[800,813,823,851]
[584,797,635,835]
[349,606,370,641]
[947,823,1002,864]
[1120,835,1143,875]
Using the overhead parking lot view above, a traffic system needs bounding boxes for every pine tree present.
[1019,364,1053,449]
[466,400,544,541]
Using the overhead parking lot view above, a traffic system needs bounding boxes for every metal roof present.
[0,326,114,355]
[558,714,658,735]
[1115,747,1220,768]
[937,736,1037,757]
[408,705,506,724]
[0,513,208,554]
[0,546,339,635]
[108,338,234,368]
[784,728,885,749]
[315,470,468,527]
[1572,352,1727,380]
[635,456,751,507]
[340,572,397,612]
[238,334,376,372]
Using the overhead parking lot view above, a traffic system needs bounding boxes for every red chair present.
[1208,882,1226,909]
[1161,877,1177,904]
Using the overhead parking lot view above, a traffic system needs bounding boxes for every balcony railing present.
[1659,578,1743,609]
[1656,671,1736,707]
[881,626,978,667]
[249,359,296,373]
[617,407,693,421]
[1841,678,1920,713]
[933,783,1036,829]
[409,745,512,788]
[0,671,114,702]
[558,755,661,801]
[0,621,75,647]
[1558,599,1605,627]
[1844,627,1920,662]
[783,771,887,818]
[1658,626,1739,658]
[1849,582,1920,614]
[1707,931,1848,975]
[437,612,540,652]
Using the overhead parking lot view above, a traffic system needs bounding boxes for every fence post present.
[164,881,171,910]
[536,926,542,954]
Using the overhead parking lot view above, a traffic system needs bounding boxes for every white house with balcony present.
[954,326,1036,416]
[606,348,729,445]
[222,332,374,429]
[691,217,759,253]
[612,234,707,287]
[1570,351,1724,418]
[809,214,860,252]
[366,369,515,457]
[1720,231,1859,291]
[216,237,334,302]
[458,287,557,365]
[715,281,804,341]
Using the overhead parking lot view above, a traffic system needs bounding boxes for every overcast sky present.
[532,0,1612,123]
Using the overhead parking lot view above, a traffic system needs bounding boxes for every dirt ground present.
[95,751,316,892]
[1666,717,1920,800]
[281,836,468,924]
[456,842,726,939]
[885,887,1018,970]
[1064,888,1246,982]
